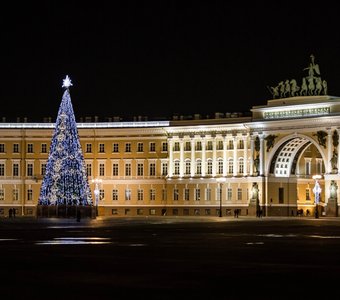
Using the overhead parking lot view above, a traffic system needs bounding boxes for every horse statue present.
[290,79,300,96]
[300,77,308,96]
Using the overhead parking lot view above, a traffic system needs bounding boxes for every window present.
[172,209,178,215]
[99,189,104,200]
[217,186,222,202]
[27,163,33,177]
[0,189,4,201]
[150,189,155,201]
[0,144,5,153]
[112,189,118,201]
[112,209,118,215]
[137,208,144,215]
[112,143,119,153]
[162,142,168,152]
[185,161,191,175]
[125,189,131,201]
[306,188,310,200]
[86,144,92,153]
[173,142,180,151]
[137,189,143,201]
[149,209,156,215]
[13,189,19,201]
[206,188,211,201]
[137,163,144,176]
[185,141,191,151]
[207,160,212,175]
[196,160,202,175]
[86,164,92,177]
[41,143,47,153]
[27,143,33,153]
[99,163,105,176]
[196,141,202,151]
[239,158,244,174]
[162,162,168,176]
[112,163,119,176]
[217,159,223,175]
[228,140,234,150]
[206,141,213,151]
[13,163,19,177]
[239,140,244,149]
[13,144,19,153]
[184,188,189,201]
[217,140,223,150]
[227,188,232,201]
[149,142,156,152]
[99,143,105,153]
[125,143,131,152]
[125,163,131,176]
[195,188,201,201]
[237,188,242,201]
[173,188,179,201]
[174,161,180,175]
[0,164,4,176]
[137,142,144,152]
[228,159,233,174]
[149,163,156,176]
[27,189,33,201]
[205,209,211,216]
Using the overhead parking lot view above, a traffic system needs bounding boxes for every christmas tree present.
[38,76,93,206]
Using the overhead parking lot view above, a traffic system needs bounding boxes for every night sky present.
[1,1,340,122]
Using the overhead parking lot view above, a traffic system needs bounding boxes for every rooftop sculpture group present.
[268,55,328,99]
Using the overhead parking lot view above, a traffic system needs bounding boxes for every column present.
[250,136,254,176]
[223,136,227,176]
[179,138,184,177]
[233,136,237,177]
[260,135,264,176]
[201,138,206,177]
[168,138,173,178]
[327,129,332,173]
[212,136,217,177]
[243,135,248,176]
[191,138,195,177]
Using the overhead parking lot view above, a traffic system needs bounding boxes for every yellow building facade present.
[0,95,339,218]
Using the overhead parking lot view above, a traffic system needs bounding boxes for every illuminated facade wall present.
[1,95,340,217]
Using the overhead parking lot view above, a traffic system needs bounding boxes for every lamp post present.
[216,177,226,217]
[92,178,102,216]
[312,175,322,219]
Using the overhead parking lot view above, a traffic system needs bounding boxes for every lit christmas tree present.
[38,76,93,206]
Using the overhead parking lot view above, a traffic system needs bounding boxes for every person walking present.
[12,208,16,218]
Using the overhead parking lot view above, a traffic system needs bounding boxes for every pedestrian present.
[12,208,16,218]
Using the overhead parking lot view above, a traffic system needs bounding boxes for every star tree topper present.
[62,75,73,89]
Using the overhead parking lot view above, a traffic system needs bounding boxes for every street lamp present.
[216,177,226,217]
[92,178,102,216]
[312,175,322,218]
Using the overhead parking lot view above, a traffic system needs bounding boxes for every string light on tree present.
[38,76,92,206]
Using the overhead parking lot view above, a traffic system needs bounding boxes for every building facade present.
[0,95,339,218]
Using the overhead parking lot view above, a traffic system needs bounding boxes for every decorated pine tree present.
[38,76,93,206]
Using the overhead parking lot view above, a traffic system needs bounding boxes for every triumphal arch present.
[249,55,339,217]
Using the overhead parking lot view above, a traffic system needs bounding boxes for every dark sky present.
[1,1,340,122]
